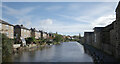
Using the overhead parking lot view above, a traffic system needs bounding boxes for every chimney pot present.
[21,25,23,26]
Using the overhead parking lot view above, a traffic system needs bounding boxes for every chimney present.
[34,28,35,30]
[21,24,23,27]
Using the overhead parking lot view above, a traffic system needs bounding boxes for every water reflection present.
[6,42,93,62]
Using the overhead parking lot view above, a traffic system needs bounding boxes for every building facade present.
[84,32,94,45]
[35,31,41,39]
[0,20,14,39]
[93,27,104,49]
[31,28,41,39]
[43,32,48,39]
[84,1,120,59]
[14,25,31,39]
[80,37,84,44]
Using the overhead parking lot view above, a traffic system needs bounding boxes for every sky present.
[2,0,120,2]
[1,2,118,36]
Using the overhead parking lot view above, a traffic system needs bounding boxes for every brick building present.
[14,25,31,39]
[0,20,14,39]
[31,28,41,39]
[43,32,48,39]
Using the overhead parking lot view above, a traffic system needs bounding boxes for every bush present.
[41,39,47,43]
[26,37,36,44]
[1,33,14,61]
[14,38,21,44]
[71,39,79,41]
[53,34,64,42]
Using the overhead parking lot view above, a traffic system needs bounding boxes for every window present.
[10,26,13,29]
[0,23,1,30]
[24,30,26,32]
[94,34,96,42]
[24,35,26,37]
[28,30,29,33]
[6,32,9,37]
[5,25,9,29]
[11,33,13,37]
[21,29,23,32]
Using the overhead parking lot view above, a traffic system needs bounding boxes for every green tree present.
[2,33,14,61]
[53,34,64,42]
[26,37,36,44]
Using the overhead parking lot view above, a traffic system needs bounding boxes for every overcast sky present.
[2,2,118,36]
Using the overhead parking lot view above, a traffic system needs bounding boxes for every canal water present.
[9,42,93,62]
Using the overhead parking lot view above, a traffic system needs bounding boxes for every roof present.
[103,22,114,31]
[84,32,94,36]
[84,32,94,34]
[30,28,39,32]
[116,1,120,12]
[93,27,104,30]
[44,32,47,34]
[15,25,30,30]
[0,19,14,26]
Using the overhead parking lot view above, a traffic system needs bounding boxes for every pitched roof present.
[0,19,14,26]
[93,27,104,30]
[15,25,30,30]
[116,1,120,12]
[84,32,94,34]
[30,28,39,32]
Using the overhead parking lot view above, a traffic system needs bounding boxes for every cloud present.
[2,5,37,28]
[32,19,54,31]
[45,6,63,11]
[2,2,117,36]
[58,14,116,35]
[35,18,93,36]
[3,5,35,16]
[57,2,117,35]
[59,15,91,23]
[17,19,32,28]
[92,15,116,27]
[40,19,53,26]
[86,4,116,17]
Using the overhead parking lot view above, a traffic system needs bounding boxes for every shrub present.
[26,37,36,44]
[1,33,14,61]
[53,34,64,42]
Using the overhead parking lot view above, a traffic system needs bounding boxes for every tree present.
[26,37,36,44]
[2,33,14,61]
[53,34,64,42]
[79,33,81,39]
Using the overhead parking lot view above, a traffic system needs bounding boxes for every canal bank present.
[4,42,93,62]
[82,43,119,63]
[13,44,47,53]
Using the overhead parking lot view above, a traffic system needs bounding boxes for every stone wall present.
[84,1,120,59]
[84,32,94,45]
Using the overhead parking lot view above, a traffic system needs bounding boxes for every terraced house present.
[35,31,41,39]
[14,25,31,40]
[43,32,48,39]
[48,33,55,39]
[31,28,41,39]
[0,20,14,39]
